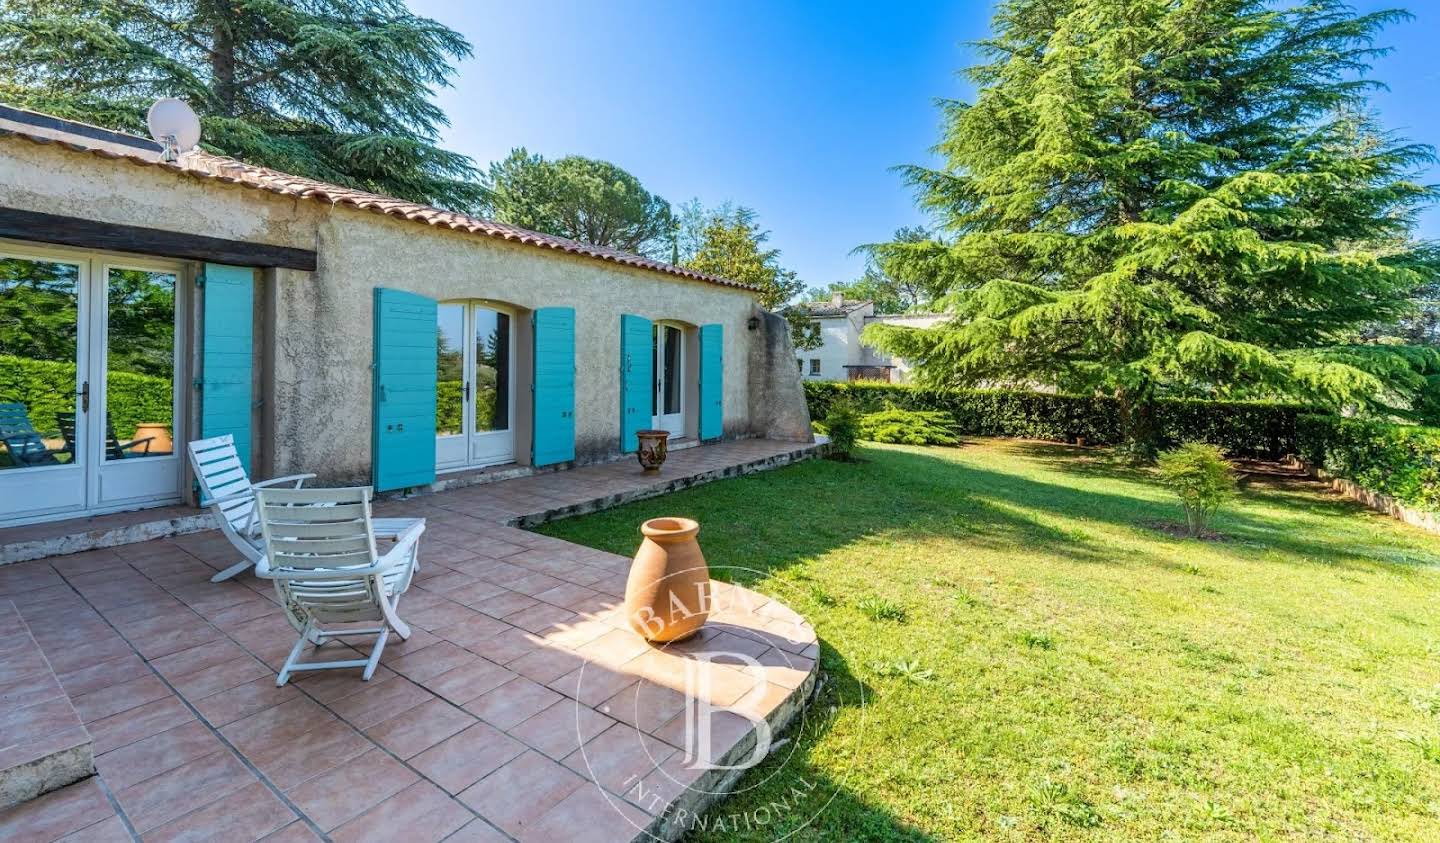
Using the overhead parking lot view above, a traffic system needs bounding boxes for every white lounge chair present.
[187,434,318,583]
[254,486,424,685]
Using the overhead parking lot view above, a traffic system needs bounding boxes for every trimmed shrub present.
[823,400,861,460]
[1297,414,1440,511]
[1156,442,1237,536]
[859,408,960,446]
[803,382,1308,458]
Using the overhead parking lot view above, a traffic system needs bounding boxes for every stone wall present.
[747,310,814,442]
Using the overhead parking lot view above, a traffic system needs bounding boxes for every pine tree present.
[684,208,819,350]
[0,0,485,211]
[866,0,1439,453]
[485,149,674,259]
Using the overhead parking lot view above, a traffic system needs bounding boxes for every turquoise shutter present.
[699,323,723,440]
[200,263,254,471]
[619,315,652,452]
[372,288,437,492]
[532,307,576,466]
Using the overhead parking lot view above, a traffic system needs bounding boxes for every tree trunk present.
[211,21,237,117]
[1116,387,1159,461]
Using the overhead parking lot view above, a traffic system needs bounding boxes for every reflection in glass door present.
[95,265,181,508]
[0,254,87,521]
[652,324,685,437]
[436,301,516,471]
[0,247,184,525]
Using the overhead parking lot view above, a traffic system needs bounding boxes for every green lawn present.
[538,440,1440,841]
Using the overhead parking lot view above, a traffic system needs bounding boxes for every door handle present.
[464,382,470,402]
[78,381,89,413]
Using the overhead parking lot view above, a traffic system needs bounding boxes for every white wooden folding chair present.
[254,486,424,685]
[187,434,318,582]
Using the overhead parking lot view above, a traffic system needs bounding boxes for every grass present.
[537,439,1440,841]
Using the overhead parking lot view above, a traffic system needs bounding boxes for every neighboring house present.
[789,293,944,383]
[861,311,946,382]
[0,105,811,528]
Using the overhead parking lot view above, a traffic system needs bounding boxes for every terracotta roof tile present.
[0,127,757,292]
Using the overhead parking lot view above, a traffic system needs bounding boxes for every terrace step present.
[0,600,95,810]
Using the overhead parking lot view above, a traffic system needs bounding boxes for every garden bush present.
[822,399,861,460]
[1156,442,1237,536]
[1297,414,1440,511]
[804,382,1308,458]
[859,408,960,446]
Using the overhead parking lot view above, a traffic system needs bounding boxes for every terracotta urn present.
[625,517,710,642]
[635,429,669,474]
[133,423,174,454]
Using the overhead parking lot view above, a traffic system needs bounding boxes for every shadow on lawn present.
[545,440,1432,594]
[684,640,937,842]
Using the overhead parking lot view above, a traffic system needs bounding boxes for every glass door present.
[436,301,516,471]
[0,246,184,525]
[0,252,89,523]
[653,324,685,437]
[93,263,183,508]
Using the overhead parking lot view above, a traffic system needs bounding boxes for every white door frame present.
[0,240,187,527]
[436,300,517,472]
[653,322,686,438]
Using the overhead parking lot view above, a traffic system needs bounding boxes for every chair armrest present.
[251,473,317,490]
[377,520,426,568]
[199,489,254,508]
[118,436,155,454]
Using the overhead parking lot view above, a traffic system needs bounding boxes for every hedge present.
[1296,414,1440,512]
[804,382,1309,459]
[0,354,172,441]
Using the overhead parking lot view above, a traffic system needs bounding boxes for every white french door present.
[0,242,185,526]
[436,301,516,471]
[652,324,686,438]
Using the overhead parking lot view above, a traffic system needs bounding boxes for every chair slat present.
[260,503,370,522]
[271,535,372,554]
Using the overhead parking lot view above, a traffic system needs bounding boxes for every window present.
[796,359,803,373]
[809,359,821,376]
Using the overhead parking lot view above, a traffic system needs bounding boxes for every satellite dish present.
[146,98,201,159]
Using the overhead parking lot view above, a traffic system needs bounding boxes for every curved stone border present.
[625,583,821,842]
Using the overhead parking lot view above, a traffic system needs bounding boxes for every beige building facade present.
[0,107,810,526]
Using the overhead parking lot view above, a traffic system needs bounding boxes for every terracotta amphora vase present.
[635,430,669,474]
[625,517,710,642]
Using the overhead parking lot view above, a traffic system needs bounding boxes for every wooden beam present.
[0,207,317,271]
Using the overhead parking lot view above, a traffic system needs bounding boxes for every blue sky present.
[410,0,1440,290]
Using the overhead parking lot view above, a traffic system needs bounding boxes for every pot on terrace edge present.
[635,429,670,474]
[625,516,710,643]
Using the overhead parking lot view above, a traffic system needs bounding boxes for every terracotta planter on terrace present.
[625,517,710,642]
[635,429,669,474]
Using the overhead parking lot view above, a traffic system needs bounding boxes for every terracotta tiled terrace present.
[0,438,821,842]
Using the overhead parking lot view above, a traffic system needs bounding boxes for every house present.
[789,293,944,382]
[0,104,812,528]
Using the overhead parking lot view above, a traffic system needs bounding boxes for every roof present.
[789,298,872,318]
[0,112,756,293]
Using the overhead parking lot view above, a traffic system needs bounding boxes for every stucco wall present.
[1,136,779,485]
[277,211,762,482]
